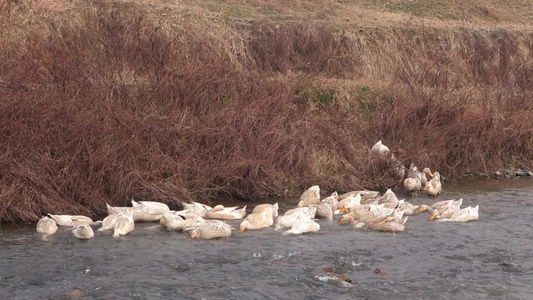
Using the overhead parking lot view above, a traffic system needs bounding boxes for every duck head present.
[428,210,440,221]
[239,220,248,232]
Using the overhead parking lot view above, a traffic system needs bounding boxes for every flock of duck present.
[35,141,480,241]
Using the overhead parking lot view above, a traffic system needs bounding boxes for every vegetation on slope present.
[0,0,532,222]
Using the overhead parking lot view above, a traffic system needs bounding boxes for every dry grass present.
[180,0,533,31]
[0,0,531,223]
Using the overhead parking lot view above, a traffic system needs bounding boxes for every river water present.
[1,178,532,299]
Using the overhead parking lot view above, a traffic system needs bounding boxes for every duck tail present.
[131,198,140,207]
[47,213,59,223]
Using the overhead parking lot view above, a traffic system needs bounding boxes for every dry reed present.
[0,0,531,223]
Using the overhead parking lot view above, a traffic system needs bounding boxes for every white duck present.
[107,203,159,222]
[369,203,396,218]
[310,202,333,220]
[186,220,233,239]
[390,154,406,182]
[36,216,58,238]
[98,209,135,237]
[297,185,321,207]
[338,193,362,214]
[131,199,170,221]
[359,190,382,204]
[181,202,212,217]
[376,188,399,209]
[424,171,442,196]
[337,205,375,224]
[434,205,479,222]
[358,215,409,233]
[338,202,399,225]
[180,214,209,230]
[417,198,463,220]
[275,206,317,230]
[371,140,390,157]
[204,205,247,220]
[403,163,422,193]
[352,208,407,231]
[283,217,320,235]
[420,168,433,187]
[240,209,274,232]
[338,190,380,205]
[131,199,170,214]
[321,191,339,213]
[284,206,318,217]
[252,203,279,217]
[395,199,419,215]
[112,212,134,237]
[159,211,185,231]
[47,214,94,226]
[72,224,94,239]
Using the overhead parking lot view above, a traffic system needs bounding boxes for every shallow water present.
[1,178,532,300]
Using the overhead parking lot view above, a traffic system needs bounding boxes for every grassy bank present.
[0,0,532,223]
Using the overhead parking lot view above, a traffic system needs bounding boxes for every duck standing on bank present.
[403,163,422,193]
[107,199,170,222]
[403,164,433,194]
[420,168,433,188]
[424,171,442,196]
[371,140,390,157]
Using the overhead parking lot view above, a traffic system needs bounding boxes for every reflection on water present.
[1,178,532,299]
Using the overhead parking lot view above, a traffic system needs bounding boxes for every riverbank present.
[0,0,532,223]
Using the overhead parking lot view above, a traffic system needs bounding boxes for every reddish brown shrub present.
[0,0,531,223]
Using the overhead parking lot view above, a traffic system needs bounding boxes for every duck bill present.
[340,207,347,214]
[240,227,245,232]
[428,212,437,221]
[428,170,434,177]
